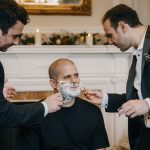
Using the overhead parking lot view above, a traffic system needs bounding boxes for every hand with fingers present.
[118,99,149,118]
[84,89,103,105]
[44,93,63,113]
[3,86,16,100]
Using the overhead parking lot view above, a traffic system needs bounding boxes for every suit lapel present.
[141,26,150,76]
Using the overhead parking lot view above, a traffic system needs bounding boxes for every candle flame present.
[36,29,40,32]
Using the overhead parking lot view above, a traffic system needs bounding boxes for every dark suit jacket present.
[0,61,45,127]
[106,26,150,150]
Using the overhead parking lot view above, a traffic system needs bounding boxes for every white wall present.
[133,0,150,25]
[25,0,113,29]
[24,0,150,30]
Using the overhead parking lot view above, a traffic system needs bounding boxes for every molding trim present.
[5,45,132,54]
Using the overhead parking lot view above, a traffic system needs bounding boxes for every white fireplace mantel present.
[0,45,132,92]
[6,45,132,54]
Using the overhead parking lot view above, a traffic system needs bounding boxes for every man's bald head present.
[48,58,75,80]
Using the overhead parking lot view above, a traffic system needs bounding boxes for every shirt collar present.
[132,31,146,55]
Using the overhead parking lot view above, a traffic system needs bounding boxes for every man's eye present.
[13,34,22,39]
[74,74,79,78]
[64,76,71,79]
[105,34,112,38]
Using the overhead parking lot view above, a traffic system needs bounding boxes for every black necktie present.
[126,55,137,99]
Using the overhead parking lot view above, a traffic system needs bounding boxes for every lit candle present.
[39,0,45,3]
[35,0,39,3]
[35,28,41,46]
[86,33,93,46]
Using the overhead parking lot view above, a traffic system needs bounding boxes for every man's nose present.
[71,77,78,83]
[13,37,20,45]
[107,38,113,45]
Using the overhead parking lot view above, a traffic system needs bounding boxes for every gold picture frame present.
[18,0,91,15]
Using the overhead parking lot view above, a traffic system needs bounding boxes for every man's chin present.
[120,47,129,52]
[120,49,128,52]
[0,48,8,52]
[0,44,13,52]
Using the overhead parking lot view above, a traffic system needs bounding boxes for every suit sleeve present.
[0,92,45,127]
[105,93,127,112]
[0,62,45,127]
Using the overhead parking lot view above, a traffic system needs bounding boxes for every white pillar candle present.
[35,0,39,3]
[86,33,93,46]
[39,0,45,3]
[35,28,41,46]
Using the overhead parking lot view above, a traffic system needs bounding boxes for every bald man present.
[16,58,109,150]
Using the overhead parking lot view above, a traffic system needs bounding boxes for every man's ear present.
[118,21,128,33]
[49,79,57,89]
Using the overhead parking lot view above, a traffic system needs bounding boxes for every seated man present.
[16,58,109,150]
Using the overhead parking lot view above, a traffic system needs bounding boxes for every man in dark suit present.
[0,0,63,127]
[85,4,150,150]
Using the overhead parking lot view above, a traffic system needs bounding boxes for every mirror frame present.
[19,0,91,15]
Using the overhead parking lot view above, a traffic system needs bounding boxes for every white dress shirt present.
[133,32,145,100]
[41,101,48,116]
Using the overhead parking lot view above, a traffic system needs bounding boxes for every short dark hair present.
[0,0,29,34]
[102,4,142,30]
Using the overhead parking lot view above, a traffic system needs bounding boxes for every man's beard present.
[0,47,8,52]
[0,44,14,52]
[59,82,81,103]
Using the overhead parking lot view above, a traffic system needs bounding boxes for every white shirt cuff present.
[41,102,48,117]
[145,98,150,110]
[101,92,109,108]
